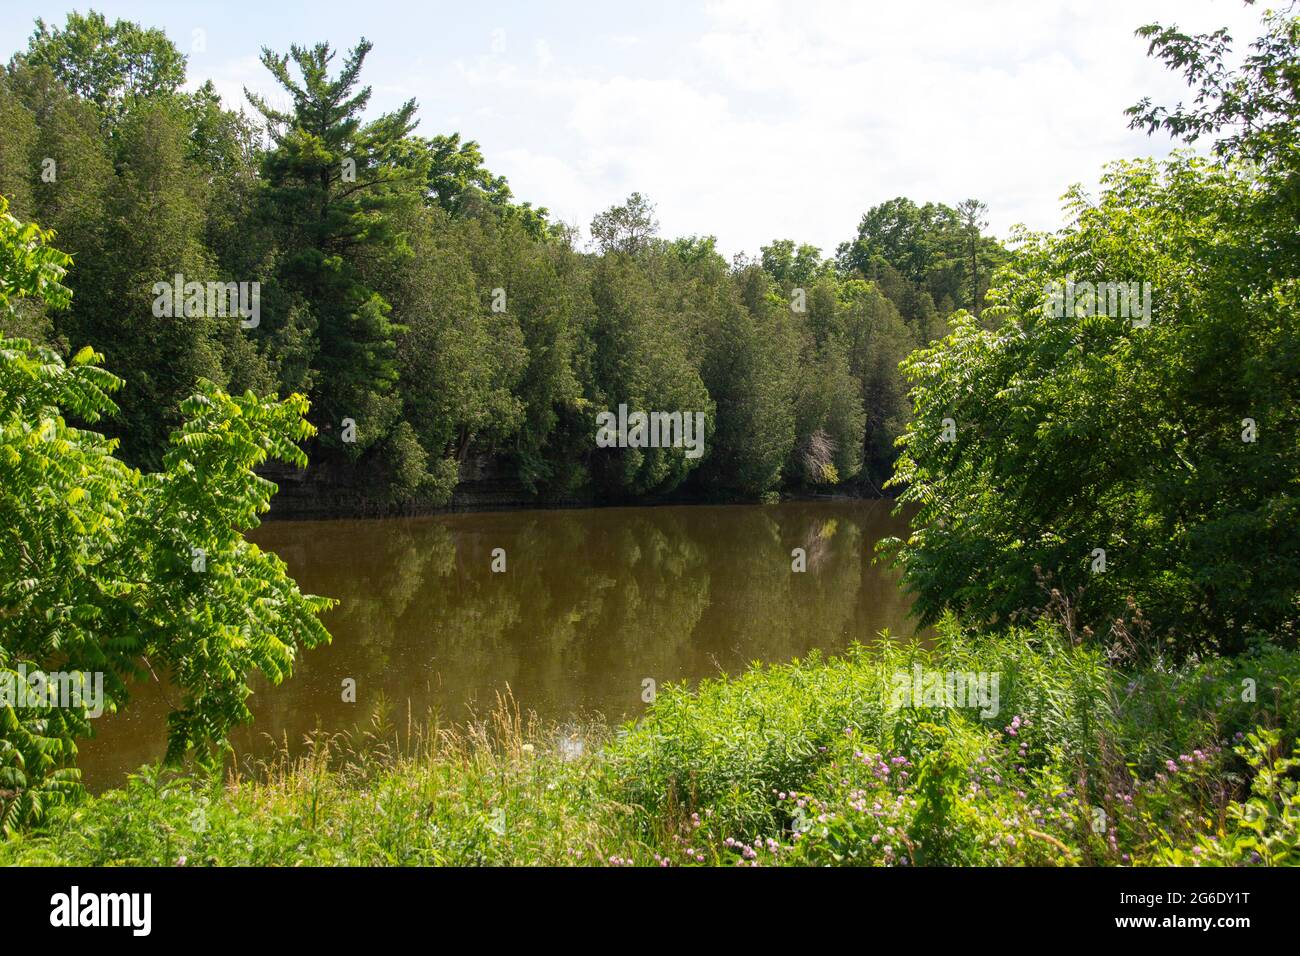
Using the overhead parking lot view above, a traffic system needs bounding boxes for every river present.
[77,499,924,789]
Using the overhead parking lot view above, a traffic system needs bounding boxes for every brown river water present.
[77,500,924,790]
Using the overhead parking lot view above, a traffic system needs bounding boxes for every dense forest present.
[0,11,1006,512]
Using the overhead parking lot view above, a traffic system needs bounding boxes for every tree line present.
[0,10,1005,511]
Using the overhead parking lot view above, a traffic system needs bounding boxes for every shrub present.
[0,199,332,833]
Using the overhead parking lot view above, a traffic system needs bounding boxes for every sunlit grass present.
[4,620,1298,866]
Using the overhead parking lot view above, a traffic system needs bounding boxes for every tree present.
[0,73,38,225]
[792,340,866,486]
[837,279,916,488]
[693,264,797,495]
[1127,8,1300,278]
[247,39,419,468]
[590,192,659,255]
[415,132,552,239]
[837,196,1005,334]
[1127,9,1300,170]
[65,98,226,466]
[0,199,332,831]
[1,58,114,329]
[955,198,989,319]
[20,11,186,128]
[882,153,1300,656]
[760,239,827,288]
[383,207,527,501]
[587,254,713,495]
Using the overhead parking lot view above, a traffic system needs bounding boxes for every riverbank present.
[6,620,1297,866]
[260,457,889,519]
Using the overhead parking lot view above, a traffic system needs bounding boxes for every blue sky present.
[0,1,1266,257]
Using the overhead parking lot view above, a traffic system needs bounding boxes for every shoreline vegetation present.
[263,476,889,520]
[5,620,1298,867]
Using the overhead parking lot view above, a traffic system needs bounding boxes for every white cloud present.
[196,0,1269,258]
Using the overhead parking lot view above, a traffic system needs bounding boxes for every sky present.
[0,0,1269,258]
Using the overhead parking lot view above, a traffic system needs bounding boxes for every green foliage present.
[6,621,1297,865]
[416,132,552,239]
[588,254,714,495]
[0,9,972,509]
[882,161,1299,656]
[20,10,186,128]
[836,195,1007,330]
[1159,728,1300,866]
[760,239,828,288]
[1127,10,1300,173]
[0,197,70,310]
[247,38,416,462]
[590,191,659,256]
[0,198,331,832]
[880,6,1300,651]
[837,279,916,487]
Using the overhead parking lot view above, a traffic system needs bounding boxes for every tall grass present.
[3,620,1298,866]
